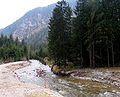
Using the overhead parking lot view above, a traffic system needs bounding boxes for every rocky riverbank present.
[70,68,120,87]
[0,61,62,97]
[51,65,120,88]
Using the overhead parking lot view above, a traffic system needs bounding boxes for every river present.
[15,60,120,97]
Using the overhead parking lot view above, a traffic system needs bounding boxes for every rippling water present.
[15,60,120,97]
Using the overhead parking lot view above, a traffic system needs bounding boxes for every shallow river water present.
[15,60,120,97]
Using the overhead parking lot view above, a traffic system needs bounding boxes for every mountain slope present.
[0,0,76,44]
[0,4,55,41]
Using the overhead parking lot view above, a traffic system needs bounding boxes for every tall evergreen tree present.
[72,0,120,67]
[73,0,90,67]
[48,0,120,68]
[48,0,72,66]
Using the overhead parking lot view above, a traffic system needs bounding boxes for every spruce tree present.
[73,0,89,67]
[48,0,72,66]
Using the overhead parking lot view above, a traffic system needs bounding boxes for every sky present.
[0,0,59,29]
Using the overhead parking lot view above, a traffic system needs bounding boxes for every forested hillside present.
[0,35,28,62]
[48,0,120,68]
[0,0,76,47]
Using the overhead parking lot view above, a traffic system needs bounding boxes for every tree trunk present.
[80,43,83,67]
[88,46,92,68]
[107,46,110,67]
[111,43,115,67]
[100,44,102,67]
[93,42,95,68]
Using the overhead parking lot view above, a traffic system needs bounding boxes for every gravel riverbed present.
[0,61,62,97]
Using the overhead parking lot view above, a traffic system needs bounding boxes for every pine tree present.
[73,0,120,67]
[73,0,89,67]
[48,0,72,66]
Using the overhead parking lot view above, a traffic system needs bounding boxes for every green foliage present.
[48,0,120,68]
[0,34,28,62]
[29,44,48,61]
[72,0,120,67]
[48,0,72,66]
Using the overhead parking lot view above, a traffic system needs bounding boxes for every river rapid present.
[15,60,120,97]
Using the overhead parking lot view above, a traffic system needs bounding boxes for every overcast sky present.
[0,0,59,29]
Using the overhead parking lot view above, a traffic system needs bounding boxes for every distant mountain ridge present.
[0,0,76,44]
[0,4,55,41]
